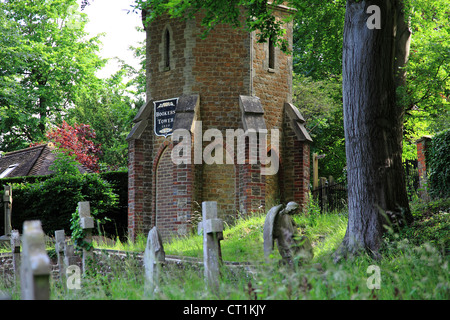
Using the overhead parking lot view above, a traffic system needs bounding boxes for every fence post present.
[319,177,328,212]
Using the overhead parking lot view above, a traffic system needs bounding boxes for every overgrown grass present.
[1,197,448,300]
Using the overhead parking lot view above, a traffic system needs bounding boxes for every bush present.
[428,129,450,198]
[6,152,119,236]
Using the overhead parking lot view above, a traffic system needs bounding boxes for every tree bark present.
[335,0,413,261]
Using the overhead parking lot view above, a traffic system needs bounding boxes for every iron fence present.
[312,160,419,213]
[312,181,348,213]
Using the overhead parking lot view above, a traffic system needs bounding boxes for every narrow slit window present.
[165,29,170,69]
[268,37,275,70]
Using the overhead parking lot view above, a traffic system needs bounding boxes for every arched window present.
[164,29,171,70]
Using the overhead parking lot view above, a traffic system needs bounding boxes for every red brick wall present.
[154,145,176,239]
[127,126,153,240]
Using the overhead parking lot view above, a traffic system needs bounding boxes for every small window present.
[164,29,170,70]
[0,164,18,178]
[268,37,275,70]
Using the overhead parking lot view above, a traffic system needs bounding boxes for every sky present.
[79,0,145,79]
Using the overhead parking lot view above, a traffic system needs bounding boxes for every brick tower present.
[127,4,312,240]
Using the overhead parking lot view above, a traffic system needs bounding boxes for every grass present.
[1,197,449,300]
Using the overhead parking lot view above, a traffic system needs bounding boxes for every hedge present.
[0,170,128,239]
[428,129,450,199]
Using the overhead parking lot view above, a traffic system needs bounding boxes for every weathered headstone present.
[10,229,20,282]
[143,226,165,295]
[1,185,13,238]
[63,242,77,273]
[201,201,224,294]
[263,202,313,265]
[55,230,66,284]
[20,220,51,300]
[78,201,94,274]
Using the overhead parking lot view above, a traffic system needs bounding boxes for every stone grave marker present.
[10,229,20,281]
[63,242,77,273]
[263,202,313,265]
[143,226,165,295]
[20,220,51,300]
[78,201,94,274]
[55,230,66,284]
[201,201,224,294]
[0,185,13,239]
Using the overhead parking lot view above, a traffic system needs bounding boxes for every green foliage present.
[292,0,346,79]
[428,129,450,198]
[293,74,346,182]
[9,156,118,236]
[49,151,80,176]
[401,0,450,159]
[66,69,140,170]
[0,0,105,151]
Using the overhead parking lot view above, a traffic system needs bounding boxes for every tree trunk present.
[335,0,413,261]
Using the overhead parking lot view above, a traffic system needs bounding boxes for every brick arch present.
[152,142,177,240]
[152,140,172,173]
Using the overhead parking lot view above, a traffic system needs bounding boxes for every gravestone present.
[263,202,313,265]
[0,185,13,240]
[55,230,66,284]
[20,220,51,300]
[78,202,94,274]
[143,226,165,295]
[201,201,224,294]
[10,229,20,282]
[63,242,77,273]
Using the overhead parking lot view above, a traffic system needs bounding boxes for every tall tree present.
[67,68,141,170]
[336,0,414,260]
[0,0,104,151]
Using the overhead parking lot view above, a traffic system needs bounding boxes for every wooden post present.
[20,220,51,300]
[313,153,318,190]
[78,202,94,274]
[319,177,328,212]
[201,201,224,294]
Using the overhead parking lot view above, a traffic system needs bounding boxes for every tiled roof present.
[0,144,91,178]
